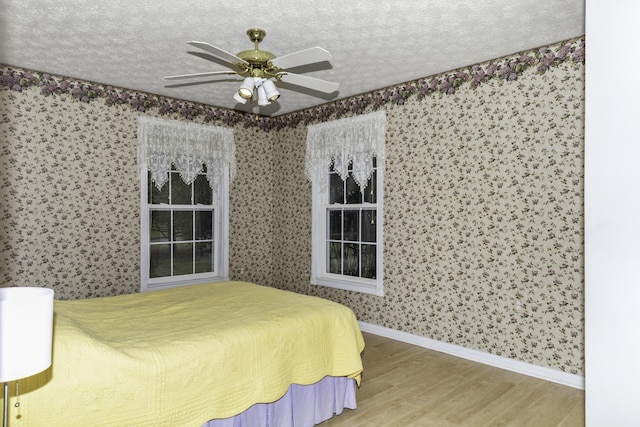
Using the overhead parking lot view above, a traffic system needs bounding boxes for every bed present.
[5,281,365,426]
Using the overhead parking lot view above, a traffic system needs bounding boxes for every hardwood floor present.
[321,333,584,427]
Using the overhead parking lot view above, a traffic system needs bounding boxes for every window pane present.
[195,242,213,273]
[173,211,193,241]
[329,173,344,204]
[345,175,361,204]
[171,173,192,205]
[195,211,213,240]
[363,170,377,203]
[328,210,342,240]
[343,243,359,276]
[328,242,342,274]
[150,211,171,242]
[361,244,376,279]
[149,244,171,278]
[343,210,359,241]
[149,172,169,204]
[361,210,376,242]
[173,242,193,276]
[194,174,212,205]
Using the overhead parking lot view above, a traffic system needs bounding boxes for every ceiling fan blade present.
[164,71,237,80]
[271,47,333,70]
[187,41,249,67]
[279,73,339,93]
[187,51,245,71]
[164,78,240,89]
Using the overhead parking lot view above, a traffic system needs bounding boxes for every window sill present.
[311,276,384,297]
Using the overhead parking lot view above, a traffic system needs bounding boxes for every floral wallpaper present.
[0,37,584,374]
[276,37,585,375]
[0,94,141,299]
[0,86,278,299]
[228,125,277,287]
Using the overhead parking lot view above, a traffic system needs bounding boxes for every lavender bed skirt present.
[202,376,357,427]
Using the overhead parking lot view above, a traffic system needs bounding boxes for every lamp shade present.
[257,85,270,106]
[262,79,280,102]
[237,77,255,99]
[233,92,247,104]
[0,287,54,382]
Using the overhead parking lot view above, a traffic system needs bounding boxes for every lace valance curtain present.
[137,116,236,190]
[305,111,386,193]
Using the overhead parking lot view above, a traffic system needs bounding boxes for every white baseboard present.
[358,321,585,390]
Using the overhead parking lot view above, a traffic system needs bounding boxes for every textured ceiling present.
[0,0,584,116]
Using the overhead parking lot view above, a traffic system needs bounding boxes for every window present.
[306,111,385,296]
[137,116,234,292]
[311,159,383,295]
[140,164,229,291]
[140,165,229,291]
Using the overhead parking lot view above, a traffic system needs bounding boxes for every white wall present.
[585,1,640,425]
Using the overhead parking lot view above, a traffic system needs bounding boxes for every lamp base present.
[3,382,8,427]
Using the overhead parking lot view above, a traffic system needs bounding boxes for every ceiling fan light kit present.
[165,28,338,108]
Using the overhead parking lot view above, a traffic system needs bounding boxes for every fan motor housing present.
[236,49,276,64]
[236,28,278,77]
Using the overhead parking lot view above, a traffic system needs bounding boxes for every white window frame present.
[140,165,229,292]
[311,164,384,296]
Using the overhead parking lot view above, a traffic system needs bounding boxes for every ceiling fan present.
[164,28,339,107]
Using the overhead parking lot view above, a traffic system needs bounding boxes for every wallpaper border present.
[1,37,584,132]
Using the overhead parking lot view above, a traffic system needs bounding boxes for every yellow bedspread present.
[6,281,365,426]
